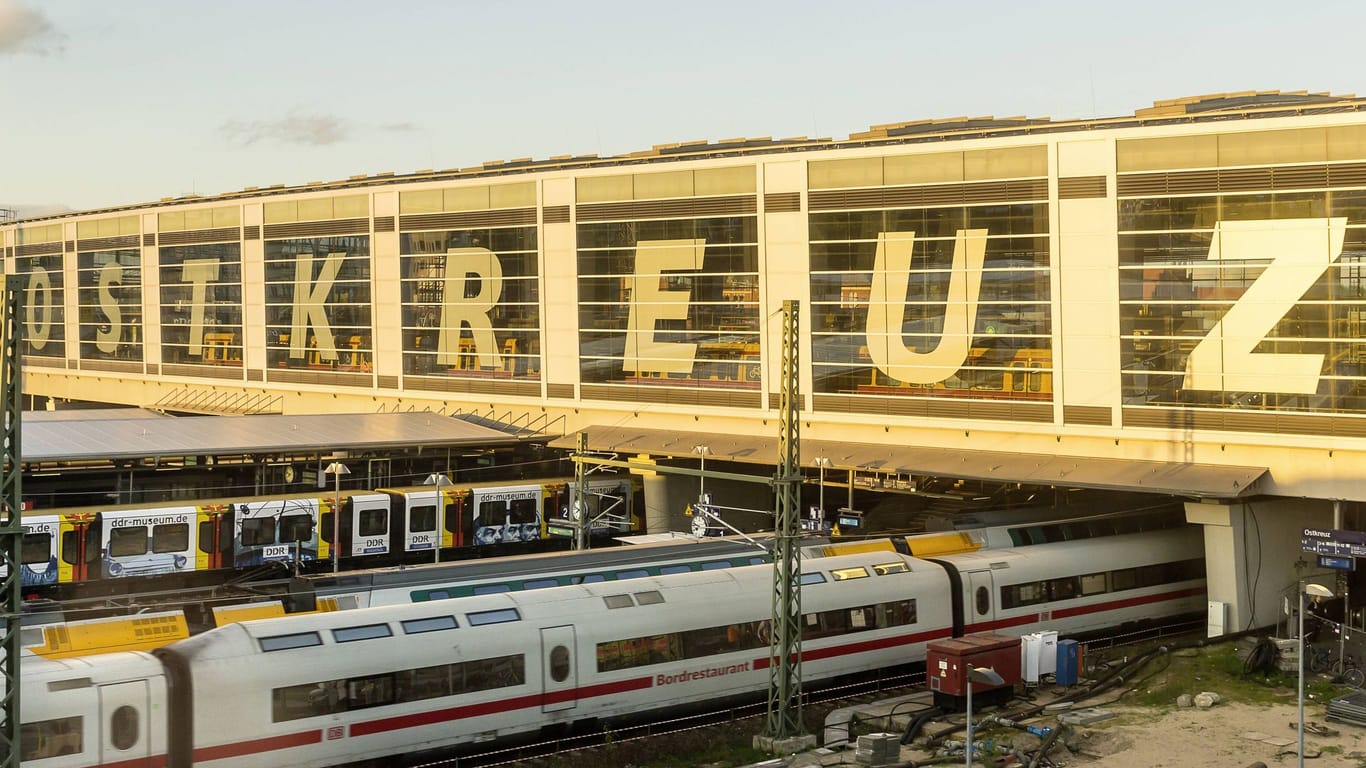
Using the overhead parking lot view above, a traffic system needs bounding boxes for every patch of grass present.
[1109,640,1351,709]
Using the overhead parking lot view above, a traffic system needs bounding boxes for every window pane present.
[260,632,322,652]
[332,624,393,643]
[401,616,457,634]
[152,523,189,554]
[109,526,147,557]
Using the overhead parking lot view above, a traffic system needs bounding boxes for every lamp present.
[1299,581,1335,768]
[423,472,451,564]
[693,444,710,502]
[966,666,1004,768]
[813,457,833,531]
[324,462,350,573]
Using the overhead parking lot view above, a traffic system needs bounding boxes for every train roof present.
[300,533,780,591]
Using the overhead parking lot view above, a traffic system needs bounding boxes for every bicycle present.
[1308,644,1366,687]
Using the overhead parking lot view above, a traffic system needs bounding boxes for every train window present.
[800,572,826,585]
[523,579,560,590]
[1080,572,1108,595]
[976,586,990,615]
[152,523,189,554]
[616,569,648,580]
[634,590,664,605]
[831,566,869,581]
[241,518,274,546]
[197,517,232,554]
[1111,568,1137,591]
[872,561,909,575]
[659,564,691,575]
[109,705,138,750]
[280,514,314,543]
[466,608,520,626]
[1047,577,1080,601]
[604,594,633,609]
[20,715,82,760]
[549,645,571,682]
[259,631,322,652]
[423,590,451,600]
[410,504,436,533]
[319,512,334,543]
[580,574,606,583]
[21,532,50,564]
[358,508,387,537]
[472,584,512,595]
[347,674,395,708]
[401,616,457,634]
[701,561,731,570]
[109,526,148,557]
[509,498,538,525]
[748,557,767,565]
[333,624,393,643]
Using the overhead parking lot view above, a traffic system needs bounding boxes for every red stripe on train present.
[753,627,953,670]
[194,728,321,761]
[348,677,651,737]
[965,586,1207,634]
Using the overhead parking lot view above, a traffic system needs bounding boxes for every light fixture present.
[693,444,710,503]
[966,666,1005,768]
[324,462,351,573]
[1299,581,1335,768]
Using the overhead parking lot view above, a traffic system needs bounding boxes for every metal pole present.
[965,678,974,768]
[574,432,590,551]
[1,275,24,768]
[1298,585,1306,768]
[333,471,341,574]
[434,474,443,564]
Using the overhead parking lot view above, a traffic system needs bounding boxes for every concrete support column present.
[1187,499,1332,636]
[643,473,672,534]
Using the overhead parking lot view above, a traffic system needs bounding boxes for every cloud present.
[222,113,351,147]
[0,0,65,55]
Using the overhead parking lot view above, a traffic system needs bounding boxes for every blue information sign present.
[1301,527,1366,558]
[1318,554,1357,571]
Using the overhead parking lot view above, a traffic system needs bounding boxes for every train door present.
[59,513,99,583]
[98,681,149,766]
[196,505,233,571]
[540,625,577,713]
[967,570,996,632]
[395,490,440,555]
[349,494,391,557]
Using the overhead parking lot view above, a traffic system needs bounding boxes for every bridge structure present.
[7,91,1366,634]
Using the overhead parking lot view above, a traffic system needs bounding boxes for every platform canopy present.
[550,425,1266,500]
[22,411,531,462]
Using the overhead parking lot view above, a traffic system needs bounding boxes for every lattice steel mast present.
[763,299,803,739]
[1,275,23,767]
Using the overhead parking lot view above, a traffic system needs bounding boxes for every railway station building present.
[7,90,1366,635]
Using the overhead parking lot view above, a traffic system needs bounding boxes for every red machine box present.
[926,633,1021,711]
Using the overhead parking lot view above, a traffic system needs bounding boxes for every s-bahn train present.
[16,520,1206,767]
[9,475,640,593]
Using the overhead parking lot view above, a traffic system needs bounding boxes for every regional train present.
[9,475,640,593]
[16,519,1206,767]
[291,500,1187,612]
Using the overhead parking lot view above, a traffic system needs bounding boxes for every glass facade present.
[159,243,244,367]
[399,226,540,380]
[77,248,142,361]
[1118,191,1366,414]
[809,202,1051,400]
[17,251,65,359]
[576,216,760,388]
[264,236,372,373]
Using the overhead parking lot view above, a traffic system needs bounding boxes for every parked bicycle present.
[1308,643,1366,687]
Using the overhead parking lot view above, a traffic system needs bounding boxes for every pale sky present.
[3,0,1365,216]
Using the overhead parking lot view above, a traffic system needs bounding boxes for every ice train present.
[18,519,1204,767]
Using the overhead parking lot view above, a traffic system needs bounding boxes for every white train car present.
[100,507,198,578]
[18,652,169,766]
[17,523,1207,768]
[934,523,1205,637]
[144,551,949,767]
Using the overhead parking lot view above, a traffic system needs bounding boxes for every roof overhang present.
[550,425,1267,500]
